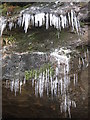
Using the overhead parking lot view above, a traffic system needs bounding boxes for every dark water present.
[2,45,89,118]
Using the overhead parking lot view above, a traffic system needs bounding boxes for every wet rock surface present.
[2,52,49,80]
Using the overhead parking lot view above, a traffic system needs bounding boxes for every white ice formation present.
[0,8,81,36]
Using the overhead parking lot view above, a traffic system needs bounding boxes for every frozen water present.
[0,8,81,35]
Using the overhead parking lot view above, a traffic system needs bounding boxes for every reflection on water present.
[3,47,89,118]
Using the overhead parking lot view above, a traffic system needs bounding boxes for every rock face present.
[78,2,90,22]
[2,52,49,80]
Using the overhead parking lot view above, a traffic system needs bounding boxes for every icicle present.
[52,14,55,27]
[50,70,53,98]
[58,17,61,30]
[40,13,45,27]
[71,9,74,30]
[74,74,76,86]
[35,81,37,97]
[60,105,63,113]
[87,48,89,54]
[55,80,57,95]
[64,94,67,113]
[50,14,53,26]
[14,79,19,96]
[55,16,59,29]
[39,73,42,97]
[82,57,84,66]
[76,74,78,84]
[35,14,39,27]
[10,80,14,92]
[35,72,37,80]
[66,60,69,74]
[24,14,31,33]
[72,101,76,108]
[20,80,22,94]
[56,67,58,76]
[84,51,87,58]
[45,69,48,89]
[17,16,22,27]
[79,57,81,65]
[32,79,34,87]
[31,15,34,26]
[9,22,14,31]
[46,13,49,29]
[60,15,64,29]
[77,19,81,33]
[68,106,71,118]
[22,14,25,27]
[38,15,42,27]
[74,15,79,33]
[64,16,67,27]
[6,80,9,88]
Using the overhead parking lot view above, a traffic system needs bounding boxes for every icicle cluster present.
[0,9,81,36]
[6,78,26,96]
[18,9,80,34]
[19,10,80,33]
[78,48,89,68]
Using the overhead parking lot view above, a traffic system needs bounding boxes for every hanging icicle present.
[71,9,74,31]
[60,15,65,29]
[31,15,34,26]
[17,16,22,27]
[9,22,14,31]
[46,13,49,29]
[50,13,53,26]
[0,17,7,36]
[23,14,31,33]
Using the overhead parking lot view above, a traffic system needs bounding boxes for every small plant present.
[25,63,54,80]
[80,22,85,27]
